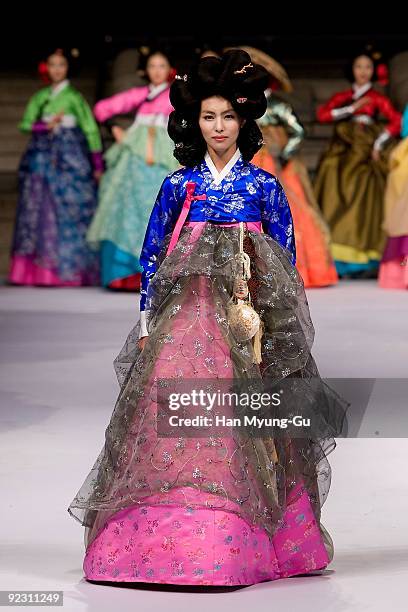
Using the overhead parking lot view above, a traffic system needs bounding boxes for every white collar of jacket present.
[147,81,169,100]
[352,82,372,100]
[204,148,242,186]
[50,79,70,97]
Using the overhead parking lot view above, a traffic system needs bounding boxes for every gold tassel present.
[252,320,264,364]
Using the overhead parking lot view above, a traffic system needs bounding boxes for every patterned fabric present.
[9,127,99,285]
[139,152,296,311]
[69,223,348,570]
[19,81,102,152]
[68,151,348,587]
[86,126,178,287]
[83,482,330,585]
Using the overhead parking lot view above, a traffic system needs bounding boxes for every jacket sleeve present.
[139,174,183,333]
[316,90,353,123]
[18,90,47,132]
[374,93,402,138]
[72,91,103,152]
[93,86,149,122]
[260,175,296,265]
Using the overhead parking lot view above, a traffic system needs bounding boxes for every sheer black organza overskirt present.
[68,223,348,558]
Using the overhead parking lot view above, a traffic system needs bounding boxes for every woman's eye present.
[225,114,234,119]
[204,115,213,120]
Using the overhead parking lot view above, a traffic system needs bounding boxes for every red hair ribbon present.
[376,63,389,86]
[38,61,51,84]
[168,67,177,83]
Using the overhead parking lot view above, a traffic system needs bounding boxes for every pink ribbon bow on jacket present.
[166,182,207,256]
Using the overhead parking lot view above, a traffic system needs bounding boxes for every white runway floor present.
[0,280,407,611]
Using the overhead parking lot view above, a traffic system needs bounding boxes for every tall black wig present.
[168,50,269,167]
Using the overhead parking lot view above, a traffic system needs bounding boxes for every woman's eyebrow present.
[201,108,235,114]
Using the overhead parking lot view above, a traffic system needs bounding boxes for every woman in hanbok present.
[240,47,338,287]
[68,50,348,586]
[9,48,102,286]
[314,51,401,277]
[87,50,179,290]
[378,104,408,288]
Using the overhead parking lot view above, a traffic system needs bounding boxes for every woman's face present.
[199,96,244,156]
[353,55,374,86]
[146,53,171,86]
[47,53,68,84]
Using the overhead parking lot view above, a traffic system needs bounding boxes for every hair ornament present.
[234,62,253,75]
[38,61,50,84]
